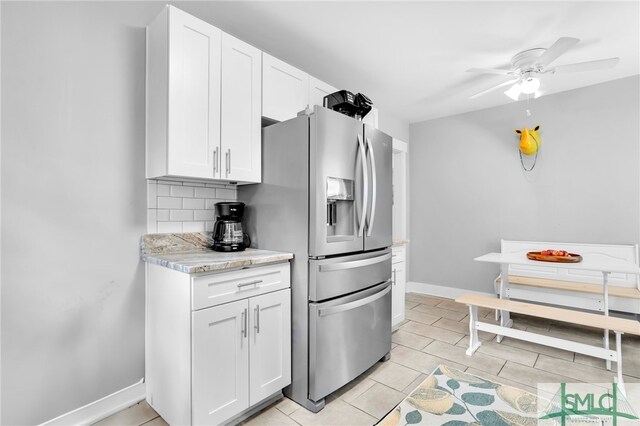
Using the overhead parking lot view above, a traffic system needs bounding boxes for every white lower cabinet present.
[391,245,406,327]
[146,262,291,425]
[193,299,249,425]
[249,291,291,405]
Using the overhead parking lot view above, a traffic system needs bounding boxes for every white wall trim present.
[406,281,494,300]
[39,380,145,426]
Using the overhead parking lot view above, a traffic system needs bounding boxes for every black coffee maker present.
[212,202,250,252]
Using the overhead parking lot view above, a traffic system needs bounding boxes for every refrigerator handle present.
[357,134,368,237]
[365,137,377,237]
[318,281,391,317]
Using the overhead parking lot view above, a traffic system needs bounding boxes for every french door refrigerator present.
[239,106,392,412]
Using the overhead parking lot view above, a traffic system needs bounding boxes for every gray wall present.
[409,76,640,293]
[379,111,410,142]
[1,2,163,424]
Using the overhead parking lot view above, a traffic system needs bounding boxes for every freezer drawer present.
[309,249,391,302]
[308,281,392,402]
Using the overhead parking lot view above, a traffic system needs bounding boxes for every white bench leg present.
[614,331,626,397]
[603,271,611,370]
[494,279,501,321]
[498,265,513,343]
[466,305,482,356]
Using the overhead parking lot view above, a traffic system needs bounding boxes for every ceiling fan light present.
[504,83,522,101]
[521,77,540,94]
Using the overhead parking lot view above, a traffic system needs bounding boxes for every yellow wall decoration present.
[515,125,541,155]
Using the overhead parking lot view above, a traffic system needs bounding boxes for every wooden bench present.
[496,240,640,315]
[456,293,640,395]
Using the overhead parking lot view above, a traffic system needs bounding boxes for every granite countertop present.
[140,232,293,274]
[393,240,410,246]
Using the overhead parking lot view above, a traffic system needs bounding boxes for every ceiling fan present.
[467,37,620,100]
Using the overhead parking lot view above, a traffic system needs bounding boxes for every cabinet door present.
[192,299,249,425]
[249,289,291,405]
[262,53,309,122]
[167,6,221,179]
[221,33,262,183]
[392,263,406,327]
[308,76,337,109]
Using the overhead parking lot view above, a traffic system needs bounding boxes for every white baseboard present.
[39,379,145,426]
[406,281,494,300]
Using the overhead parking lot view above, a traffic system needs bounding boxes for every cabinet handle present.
[213,147,219,175]
[254,305,260,334]
[241,308,247,338]
[237,279,263,289]
[393,268,397,286]
[225,149,231,177]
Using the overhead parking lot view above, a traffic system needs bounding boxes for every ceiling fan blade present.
[469,78,520,99]
[466,67,513,76]
[537,37,580,67]
[551,57,620,73]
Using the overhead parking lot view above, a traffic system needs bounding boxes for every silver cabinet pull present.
[393,268,397,286]
[365,137,377,237]
[213,147,219,175]
[225,148,231,177]
[237,279,263,289]
[357,134,368,237]
[254,305,260,334]
[241,308,247,338]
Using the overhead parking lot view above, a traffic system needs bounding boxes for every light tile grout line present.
[138,416,160,426]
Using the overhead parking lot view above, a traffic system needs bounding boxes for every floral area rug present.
[379,365,549,426]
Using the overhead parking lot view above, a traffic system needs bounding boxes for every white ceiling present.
[178,1,640,124]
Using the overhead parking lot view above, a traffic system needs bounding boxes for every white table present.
[475,252,640,369]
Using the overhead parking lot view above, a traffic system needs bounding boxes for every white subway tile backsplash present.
[157,197,183,209]
[194,210,216,221]
[217,188,237,199]
[183,221,206,232]
[194,187,217,198]
[170,185,194,198]
[157,184,170,196]
[148,179,238,233]
[183,198,205,210]
[157,209,170,221]
[170,209,194,221]
[157,221,183,233]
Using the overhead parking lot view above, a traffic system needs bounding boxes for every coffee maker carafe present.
[212,202,249,252]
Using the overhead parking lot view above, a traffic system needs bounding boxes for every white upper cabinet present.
[262,53,309,122]
[308,76,337,110]
[146,6,261,184]
[221,33,262,183]
[147,6,221,180]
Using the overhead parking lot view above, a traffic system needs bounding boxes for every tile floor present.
[97,293,640,426]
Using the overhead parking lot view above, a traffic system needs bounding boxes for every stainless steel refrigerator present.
[239,106,392,412]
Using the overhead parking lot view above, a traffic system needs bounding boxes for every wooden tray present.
[527,251,583,263]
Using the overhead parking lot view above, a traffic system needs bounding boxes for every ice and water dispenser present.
[326,177,354,240]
